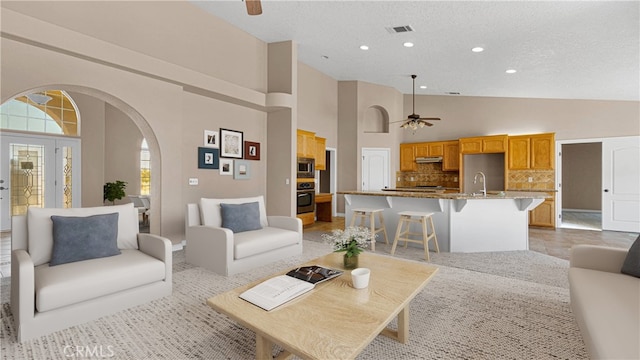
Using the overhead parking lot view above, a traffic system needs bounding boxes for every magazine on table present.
[239,266,343,311]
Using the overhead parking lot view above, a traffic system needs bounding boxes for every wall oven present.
[296,181,315,214]
[297,157,315,178]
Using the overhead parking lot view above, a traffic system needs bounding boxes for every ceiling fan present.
[392,74,441,131]
[244,0,262,15]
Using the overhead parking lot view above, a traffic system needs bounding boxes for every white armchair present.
[185,196,302,276]
[11,203,172,341]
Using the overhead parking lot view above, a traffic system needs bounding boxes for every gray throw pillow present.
[220,202,263,233]
[621,235,640,278]
[49,213,121,266]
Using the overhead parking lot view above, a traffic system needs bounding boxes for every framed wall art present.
[203,130,219,148]
[234,160,251,180]
[219,158,234,175]
[244,141,260,161]
[198,147,219,169]
[220,128,243,159]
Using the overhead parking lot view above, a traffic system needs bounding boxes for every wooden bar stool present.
[391,211,440,261]
[349,208,388,251]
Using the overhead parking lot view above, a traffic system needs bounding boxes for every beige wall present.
[297,63,338,147]
[105,103,144,205]
[562,142,602,210]
[402,95,640,143]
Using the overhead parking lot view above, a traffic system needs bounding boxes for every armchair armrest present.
[185,225,234,275]
[570,245,628,273]
[11,249,35,328]
[138,233,172,284]
[267,216,303,234]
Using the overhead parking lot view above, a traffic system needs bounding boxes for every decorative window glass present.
[140,138,151,195]
[0,90,79,136]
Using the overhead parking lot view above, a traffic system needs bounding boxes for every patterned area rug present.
[0,240,587,359]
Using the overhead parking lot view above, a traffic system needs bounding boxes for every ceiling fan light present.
[419,122,425,128]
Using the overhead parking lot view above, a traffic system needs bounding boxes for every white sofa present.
[11,203,172,342]
[185,196,302,276]
[569,245,640,360]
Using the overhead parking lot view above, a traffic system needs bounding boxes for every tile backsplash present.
[507,169,555,190]
[396,163,459,188]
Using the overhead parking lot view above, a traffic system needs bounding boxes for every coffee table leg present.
[397,306,409,344]
[380,305,410,344]
[256,333,273,359]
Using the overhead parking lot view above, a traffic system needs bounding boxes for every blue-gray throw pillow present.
[49,213,121,266]
[621,235,640,278]
[220,202,263,233]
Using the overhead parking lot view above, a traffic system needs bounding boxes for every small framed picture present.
[220,128,243,159]
[203,130,219,148]
[234,160,251,180]
[244,141,260,161]
[220,158,233,175]
[198,147,219,169]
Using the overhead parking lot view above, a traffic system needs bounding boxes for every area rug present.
[0,240,587,359]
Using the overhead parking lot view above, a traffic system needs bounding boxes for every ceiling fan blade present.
[424,122,434,127]
[245,0,262,15]
[419,117,441,121]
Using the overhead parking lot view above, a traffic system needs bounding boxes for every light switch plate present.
[189,178,198,186]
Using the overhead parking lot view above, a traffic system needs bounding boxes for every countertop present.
[339,190,551,200]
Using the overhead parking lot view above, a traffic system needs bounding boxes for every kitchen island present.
[340,190,549,253]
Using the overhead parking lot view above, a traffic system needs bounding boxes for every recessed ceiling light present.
[419,85,427,89]
[360,45,369,50]
[403,42,414,48]
[506,69,517,74]
[472,47,484,52]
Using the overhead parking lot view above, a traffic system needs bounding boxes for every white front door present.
[362,148,390,191]
[0,133,81,231]
[602,136,640,232]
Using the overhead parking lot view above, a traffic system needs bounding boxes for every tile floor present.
[306,216,637,261]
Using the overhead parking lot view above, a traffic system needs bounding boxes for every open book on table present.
[240,266,343,311]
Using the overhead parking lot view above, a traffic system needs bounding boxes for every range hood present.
[416,156,443,163]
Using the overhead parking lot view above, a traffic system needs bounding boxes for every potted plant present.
[322,227,373,269]
[103,180,127,205]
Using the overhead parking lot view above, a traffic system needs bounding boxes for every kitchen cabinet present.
[508,133,554,170]
[400,143,416,171]
[296,129,316,158]
[442,141,460,171]
[530,193,555,228]
[315,193,333,222]
[297,212,315,226]
[460,135,508,154]
[315,136,326,170]
[428,142,444,157]
[414,143,430,157]
[508,136,531,169]
[531,133,555,169]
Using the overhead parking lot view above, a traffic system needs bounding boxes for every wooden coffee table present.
[207,251,438,360]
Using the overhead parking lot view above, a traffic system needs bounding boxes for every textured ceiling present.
[193,0,639,101]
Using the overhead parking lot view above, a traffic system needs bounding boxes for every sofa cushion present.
[200,196,268,228]
[28,204,139,266]
[233,227,300,260]
[35,249,166,312]
[220,202,262,233]
[569,267,640,360]
[50,213,121,266]
[621,235,640,278]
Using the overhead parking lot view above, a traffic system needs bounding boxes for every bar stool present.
[391,211,440,261]
[349,208,389,251]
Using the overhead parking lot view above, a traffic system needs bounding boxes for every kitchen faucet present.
[473,171,487,196]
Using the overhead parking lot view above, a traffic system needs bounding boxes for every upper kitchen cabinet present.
[459,135,508,154]
[428,142,444,157]
[297,129,316,158]
[531,133,555,169]
[508,133,555,170]
[442,141,460,171]
[400,143,416,171]
[315,136,326,170]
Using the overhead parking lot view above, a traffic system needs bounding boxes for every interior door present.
[602,136,640,232]
[362,148,390,191]
[0,133,81,231]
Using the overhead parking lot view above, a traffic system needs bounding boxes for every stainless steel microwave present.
[297,157,315,178]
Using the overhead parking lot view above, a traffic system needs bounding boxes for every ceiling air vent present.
[386,25,414,34]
